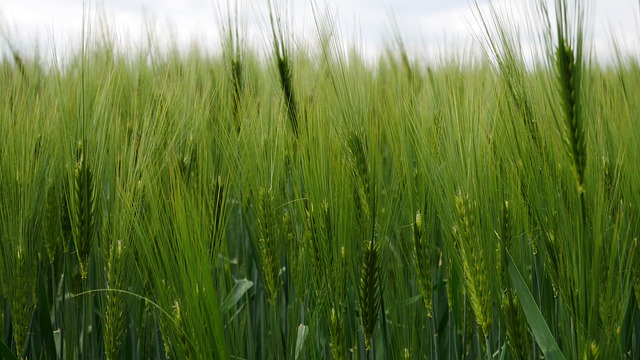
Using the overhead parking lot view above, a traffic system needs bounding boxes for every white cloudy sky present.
[1,0,639,63]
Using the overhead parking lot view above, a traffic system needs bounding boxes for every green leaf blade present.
[506,251,565,360]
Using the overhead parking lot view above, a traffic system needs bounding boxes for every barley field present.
[1,1,640,359]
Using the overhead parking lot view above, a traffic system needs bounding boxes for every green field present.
[1,1,640,359]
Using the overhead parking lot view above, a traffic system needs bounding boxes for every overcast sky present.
[1,0,639,63]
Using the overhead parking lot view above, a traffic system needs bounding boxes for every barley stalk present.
[257,187,280,303]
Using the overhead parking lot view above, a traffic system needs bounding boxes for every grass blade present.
[221,279,253,315]
[294,324,308,360]
[506,250,565,360]
[0,338,19,360]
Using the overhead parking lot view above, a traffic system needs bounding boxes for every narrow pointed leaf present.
[507,250,565,360]
[0,339,19,360]
[294,324,308,360]
[221,279,253,315]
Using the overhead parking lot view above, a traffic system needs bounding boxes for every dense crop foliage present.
[1,1,640,359]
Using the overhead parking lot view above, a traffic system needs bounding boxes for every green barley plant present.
[1,0,640,358]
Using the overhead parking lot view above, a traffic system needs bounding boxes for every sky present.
[1,0,639,64]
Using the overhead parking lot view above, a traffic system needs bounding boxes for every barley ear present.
[497,201,530,360]
[268,2,299,137]
[454,191,492,337]
[105,240,127,360]
[227,8,244,135]
[556,40,585,193]
[554,0,587,197]
[72,144,96,279]
[358,239,382,350]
